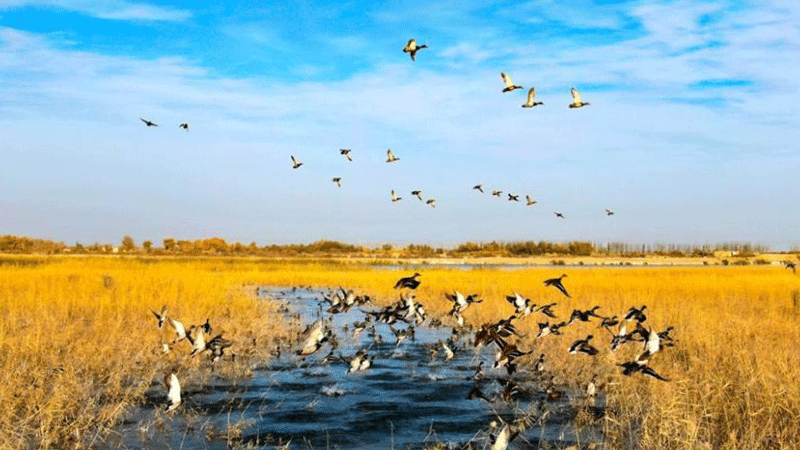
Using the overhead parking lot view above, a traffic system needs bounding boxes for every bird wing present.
[501,72,514,88]
[554,281,570,298]
[166,374,181,411]
[291,155,298,165]
[526,88,535,104]
[571,87,581,104]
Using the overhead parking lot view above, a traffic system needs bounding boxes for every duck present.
[411,190,423,201]
[150,305,167,328]
[200,318,212,334]
[297,319,329,356]
[473,184,484,193]
[554,212,566,219]
[526,195,537,206]
[466,384,493,403]
[394,272,422,290]
[569,335,599,356]
[386,149,400,163]
[165,373,181,412]
[500,72,523,92]
[332,177,342,187]
[619,361,669,381]
[178,123,189,132]
[492,190,503,197]
[140,117,158,127]
[490,422,519,450]
[340,149,353,161]
[606,208,615,216]
[391,190,402,202]
[507,193,519,202]
[402,39,428,61]
[543,274,570,297]
[569,306,604,324]
[426,198,436,208]
[569,87,590,108]
[599,315,619,329]
[624,305,647,323]
[505,291,533,316]
[521,87,543,107]
[536,302,558,318]
[167,317,188,343]
[291,155,303,169]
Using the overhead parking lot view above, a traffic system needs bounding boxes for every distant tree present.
[121,235,136,252]
[143,240,153,253]
[163,238,176,252]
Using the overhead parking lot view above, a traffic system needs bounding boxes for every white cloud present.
[0,0,191,22]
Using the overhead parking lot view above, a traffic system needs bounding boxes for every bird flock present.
[138,38,615,219]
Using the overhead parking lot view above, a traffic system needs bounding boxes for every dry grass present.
[2,256,799,449]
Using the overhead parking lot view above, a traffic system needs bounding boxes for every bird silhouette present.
[402,39,428,61]
[544,274,570,297]
[521,87,543,107]
[332,177,342,187]
[291,155,303,169]
[554,212,565,219]
[140,117,158,127]
[500,72,523,92]
[569,87,590,108]
[526,195,537,206]
[473,184,484,193]
[340,149,353,161]
[178,123,189,131]
[386,149,400,163]
[391,190,402,202]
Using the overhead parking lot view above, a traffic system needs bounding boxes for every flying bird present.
[291,155,303,169]
[500,72,523,92]
[606,209,615,216]
[554,212,565,219]
[150,305,167,328]
[411,190,423,201]
[332,177,342,187]
[340,149,353,161]
[165,373,181,412]
[140,117,158,127]
[507,193,519,202]
[473,184,484,193]
[544,274,570,297]
[426,199,436,208]
[619,361,670,381]
[386,149,400,163]
[569,87,590,108]
[784,261,796,274]
[526,195,537,206]
[394,272,422,290]
[178,123,189,131]
[521,87,543,107]
[391,190,402,202]
[402,39,428,61]
[492,190,503,197]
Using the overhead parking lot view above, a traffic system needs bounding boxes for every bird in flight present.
[411,190,423,201]
[473,184,484,193]
[492,190,503,197]
[403,39,428,61]
[526,196,537,206]
[507,193,519,202]
[140,117,158,127]
[426,199,436,208]
[554,212,565,219]
[340,149,353,161]
[569,87,590,108]
[785,261,797,274]
[544,274,570,298]
[606,209,615,216]
[332,177,342,187]
[386,149,400,163]
[391,190,402,202]
[178,123,189,131]
[521,88,543,108]
[500,72,523,92]
[291,155,303,169]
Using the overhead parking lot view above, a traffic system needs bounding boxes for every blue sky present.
[1,0,799,248]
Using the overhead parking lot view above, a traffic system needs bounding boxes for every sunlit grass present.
[1,256,798,449]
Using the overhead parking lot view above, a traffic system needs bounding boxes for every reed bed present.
[1,256,798,449]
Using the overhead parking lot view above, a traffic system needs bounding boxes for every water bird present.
[386,149,400,163]
[165,373,181,412]
[599,315,619,329]
[297,319,329,357]
[446,291,482,314]
[402,39,428,61]
[619,361,669,381]
[426,198,436,208]
[394,272,422,290]
[332,177,342,187]
[207,334,233,364]
[490,422,519,450]
[346,350,373,373]
[606,208,615,216]
[140,117,158,127]
[526,195,537,206]
[543,274,570,297]
[467,361,485,380]
[534,353,545,374]
[624,305,647,323]
[492,190,503,197]
[500,72,523,92]
[473,184,484,193]
[412,190,423,201]
[554,212,565,219]
[200,318,212,334]
[178,123,189,131]
[150,305,167,328]
[291,155,303,169]
[536,302,558,318]
[505,291,532,316]
[522,87,543,107]
[507,193,519,202]
[569,335,599,356]
[167,317,188,343]
[188,325,207,356]
[340,149,352,161]
[466,384,493,403]
[569,306,604,324]
[569,87,590,108]
[391,190,402,202]
[536,321,567,338]
[785,261,797,274]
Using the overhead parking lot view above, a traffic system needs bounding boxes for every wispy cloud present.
[0,0,192,22]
